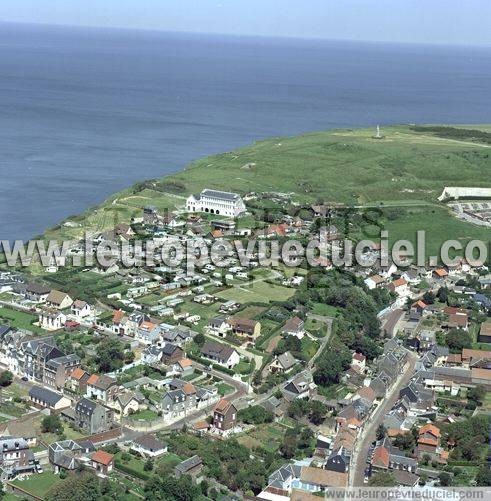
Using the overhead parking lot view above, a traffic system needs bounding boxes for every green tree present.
[445,329,472,352]
[41,414,63,434]
[238,405,274,424]
[143,458,154,472]
[0,370,13,387]
[309,400,327,425]
[476,465,491,486]
[368,471,396,487]
[95,338,126,373]
[439,472,452,486]
[376,424,387,440]
[193,332,205,347]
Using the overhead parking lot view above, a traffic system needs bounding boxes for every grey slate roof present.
[28,385,64,406]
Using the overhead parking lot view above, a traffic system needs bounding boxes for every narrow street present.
[349,351,418,487]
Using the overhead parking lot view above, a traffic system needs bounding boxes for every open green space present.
[11,472,62,499]
[216,281,294,304]
[0,307,43,333]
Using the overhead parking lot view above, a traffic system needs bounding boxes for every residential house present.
[206,316,231,338]
[351,352,366,372]
[91,450,114,476]
[228,318,261,346]
[371,437,418,475]
[71,300,92,318]
[325,447,350,474]
[269,351,298,374]
[282,316,305,339]
[135,320,159,345]
[74,398,114,434]
[174,455,203,482]
[24,283,50,303]
[388,278,409,296]
[112,391,143,418]
[282,372,314,401]
[478,321,491,343]
[0,437,34,478]
[18,337,64,382]
[364,275,385,290]
[43,354,81,390]
[172,358,194,378]
[416,424,446,463]
[86,374,118,403]
[201,341,240,369]
[48,439,93,473]
[28,385,71,410]
[131,434,168,458]
[66,367,90,394]
[161,343,184,365]
[46,290,73,310]
[212,398,237,435]
[38,309,67,331]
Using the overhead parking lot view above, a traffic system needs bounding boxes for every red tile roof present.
[92,450,114,466]
[372,446,390,468]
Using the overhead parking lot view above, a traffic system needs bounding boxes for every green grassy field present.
[11,472,62,499]
[0,307,43,333]
[216,281,295,304]
[8,124,491,274]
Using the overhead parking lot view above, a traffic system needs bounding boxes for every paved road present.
[349,350,418,487]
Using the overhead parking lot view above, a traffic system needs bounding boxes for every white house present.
[186,189,246,217]
[131,434,168,458]
[71,300,92,318]
[201,341,240,369]
[39,310,67,331]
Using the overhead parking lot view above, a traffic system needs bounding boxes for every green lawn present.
[130,409,159,421]
[216,281,294,304]
[11,472,62,499]
[0,307,43,333]
[217,382,234,396]
[309,302,341,317]
[237,423,287,452]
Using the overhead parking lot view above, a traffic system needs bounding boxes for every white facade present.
[186,189,246,217]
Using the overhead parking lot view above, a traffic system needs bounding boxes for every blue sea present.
[1,23,490,242]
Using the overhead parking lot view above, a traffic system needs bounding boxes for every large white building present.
[186,189,246,217]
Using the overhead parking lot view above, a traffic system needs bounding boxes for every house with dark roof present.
[201,341,240,369]
[0,437,34,479]
[131,434,168,457]
[48,439,93,472]
[43,354,81,390]
[282,316,305,339]
[161,343,184,365]
[268,351,298,374]
[74,398,114,434]
[28,385,71,410]
[282,371,314,401]
[24,283,50,302]
[174,455,203,482]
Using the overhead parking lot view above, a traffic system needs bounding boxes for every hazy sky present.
[0,0,490,46]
